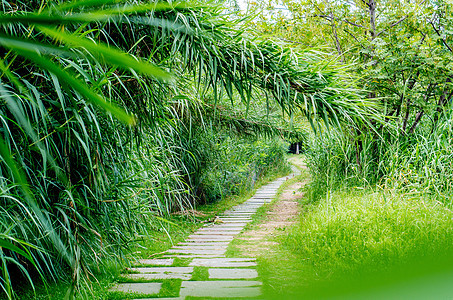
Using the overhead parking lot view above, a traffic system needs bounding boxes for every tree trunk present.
[368,0,376,39]
[409,111,424,134]
[433,77,452,128]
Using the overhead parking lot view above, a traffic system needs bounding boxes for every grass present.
[227,154,453,299]
[261,188,453,299]
[95,163,293,299]
[190,267,209,281]
[226,154,308,258]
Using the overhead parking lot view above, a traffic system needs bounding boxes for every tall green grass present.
[305,106,453,203]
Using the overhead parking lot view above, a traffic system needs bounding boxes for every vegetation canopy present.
[0,0,373,298]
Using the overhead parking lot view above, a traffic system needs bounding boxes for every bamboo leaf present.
[8,48,136,125]
[0,58,27,94]
[0,35,78,59]
[38,26,172,81]
[0,238,33,264]
[0,2,191,24]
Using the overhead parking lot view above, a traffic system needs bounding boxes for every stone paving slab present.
[247,198,271,202]
[109,282,162,294]
[172,245,227,250]
[222,212,255,215]
[166,249,226,255]
[227,211,257,215]
[216,220,251,224]
[129,266,193,273]
[196,228,243,232]
[232,206,260,209]
[200,226,245,229]
[232,206,263,210]
[235,203,263,207]
[209,268,259,279]
[196,228,242,231]
[127,266,193,280]
[179,281,262,298]
[205,221,248,225]
[184,239,234,244]
[203,225,245,229]
[221,218,253,221]
[178,241,229,246]
[163,254,225,258]
[190,258,257,267]
[202,225,245,229]
[197,227,243,231]
[127,273,192,280]
[135,258,174,266]
[193,230,241,235]
[187,235,234,241]
[218,217,252,221]
[221,219,252,223]
[192,231,244,237]
[220,215,253,218]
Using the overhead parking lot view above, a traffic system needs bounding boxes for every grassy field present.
[259,187,453,299]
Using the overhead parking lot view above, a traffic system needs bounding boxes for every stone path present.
[110,169,299,299]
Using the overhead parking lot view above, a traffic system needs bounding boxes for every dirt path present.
[234,156,307,260]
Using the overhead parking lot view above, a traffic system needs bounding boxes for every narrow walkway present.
[110,168,299,299]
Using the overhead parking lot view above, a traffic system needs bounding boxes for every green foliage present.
[286,190,453,277]
[255,0,453,197]
[200,136,291,202]
[305,109,453,202]
[0,0,373,298]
